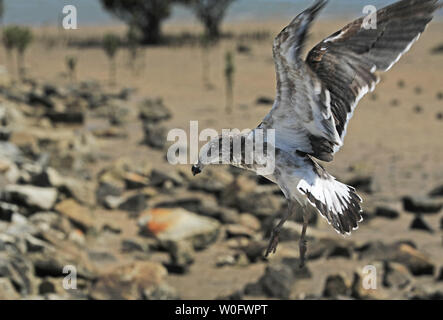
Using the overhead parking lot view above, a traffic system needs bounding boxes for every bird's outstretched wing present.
[260,0,441,162]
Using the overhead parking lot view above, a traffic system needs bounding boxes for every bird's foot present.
[299,239,307,268]
[265,229,280,258]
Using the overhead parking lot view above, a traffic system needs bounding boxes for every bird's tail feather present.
[297,171,363,235]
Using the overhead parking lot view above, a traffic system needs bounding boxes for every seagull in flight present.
[192,0,441,267]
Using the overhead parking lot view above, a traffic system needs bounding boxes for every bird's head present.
[191,163,203,176]
[190,136,219,176]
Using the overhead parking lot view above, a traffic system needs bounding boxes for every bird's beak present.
[191,165,201,176]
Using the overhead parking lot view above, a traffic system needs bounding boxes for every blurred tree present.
[100,0,191,44]
[191,0,235,40]
[2,26,16,74]
[15,26,33,80]
[103,33,120,86]
[224,51,235,114]
[65,55,77,83]
[126,24,142,74]
[200,34,215,89]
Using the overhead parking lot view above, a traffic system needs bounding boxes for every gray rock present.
[346,175,374,194]
[0,252,37,295]
[259,263,294,299]
[138,208,220,250]
[437,267,443,282]
[383,262,412,289]
[357,241,435,276]
[150,169,184,187]
[90,261,170,300]
[323,274,350,298]
[402,196,442,214]
[429,185,443,198]
[410,215,434,233]
[2,185,58,212]
[0,201,19,221]
[143,123,167,150]
[256,96,274,106]
[225,224,255,239]
[45,111,84,124]
[375,204,400,219]
[121,238,150,254]
[138,98,172,123]
[96,182,123,207]
[189,168,234,194]
[117,194,148,214]
[0,277,20,299]
[164,241,195,274]
[55,199,94,232]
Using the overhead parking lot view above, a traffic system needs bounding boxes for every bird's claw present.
[265,230,280,258]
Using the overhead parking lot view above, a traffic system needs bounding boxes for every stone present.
[220,176,284,220]
[28,91,54,109]
[259,263,294,299]
[0,252,37,295]
[90,261,169,300]
[225,224,255,239]
[239,213,261,232]
[138,98,172,123]
[357,242,435,276]
[402,196,442,214]
[121,238,150,254]
[96,182,123,207]
[150,169,184,187]
[124,172,149,190]
[281,257,312,280]
[92,126,128,139]
[374,203,401,219]
[383,262,412,289]
[55,199,94,232]
[189,168,234,194]
[346,175,374,194]
[0,277,20,299]
[45,111,84,124]
[437,266,443,282]
[117,194,148,214]
[323,274,351,298]
[429,185,443,198]
[410,215,434,233]
[216,255,238,268]
[256,96,274,105]
[0,142,23,163]
[143,123,167,150]
[164,241,195,274]
[0,201,19,221]
[2,185,58,212]
[240,240,267,263]
[88,251,117,263]
[138,208,220,250]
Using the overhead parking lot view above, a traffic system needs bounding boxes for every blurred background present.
[0,0,442,300]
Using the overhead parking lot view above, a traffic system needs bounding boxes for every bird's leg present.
[299,209,310,268]
[265,200,296,257]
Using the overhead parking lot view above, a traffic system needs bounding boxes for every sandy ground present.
[2,18,442,299]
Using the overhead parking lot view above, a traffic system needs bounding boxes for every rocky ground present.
[0,72,442,300]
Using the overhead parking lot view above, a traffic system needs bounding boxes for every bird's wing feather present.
[261,0,340,162]
[306,0,440,153]
[260,0,440,161]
